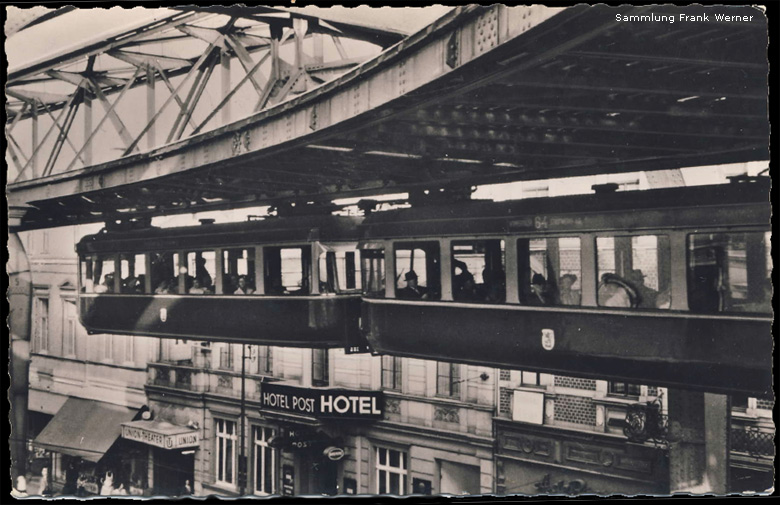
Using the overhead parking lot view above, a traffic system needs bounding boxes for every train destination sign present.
[260,383,384,419]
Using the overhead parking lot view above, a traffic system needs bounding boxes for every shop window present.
[381,356,402,391]
[33,297,49,353]
[518,237,581,306]
[394,242,440,300]
[255,346,273,375]
[253,426,276,495]
[224,248,256,295]
[319,249,361,293]
[731,394,749,412]
[185,250,216,294]
[62,299,77,357]
[312,349,329,387]
[264,246,310,295]
[608,382,641,398]
[688,232,771,314]
[150,252,179,294]
[376,447,407,495]
[119,253,147,293]
[596,235,671,309]
[436,362,461,398]
[361,248,385,298]
[215,419,237,486]
[451,239,505,303]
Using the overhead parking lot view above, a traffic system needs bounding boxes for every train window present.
[687,232,771,314]
[92,255,117,293]
[394,242,440,300]
[223,248,256,295]
[517,237,581,306]
[596,235,671,309]
[264,246,311,295]
[119,254,147,293]
[451,239,505,303]
[150,252,179,294]
[185,251,216,294]
[361,249,385,298]
[80,256,95,292]
[319,247,361,293]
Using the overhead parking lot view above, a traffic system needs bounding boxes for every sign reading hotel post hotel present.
[260,383,384,419]
[121,424,199,450]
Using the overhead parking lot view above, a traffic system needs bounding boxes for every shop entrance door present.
[304,454,338,496]
[153,448,194,495]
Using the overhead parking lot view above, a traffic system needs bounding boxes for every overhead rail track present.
[6,5,768,231]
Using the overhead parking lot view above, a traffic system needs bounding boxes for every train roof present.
[77,214,362,254]
[360,180,770,240]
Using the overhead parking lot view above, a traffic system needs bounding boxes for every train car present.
[77,214,366,349]
[358,178,772,396]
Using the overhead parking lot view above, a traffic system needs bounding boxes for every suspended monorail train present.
[77,178,772,394]
[77,214,366,349]
[358,178,772,395]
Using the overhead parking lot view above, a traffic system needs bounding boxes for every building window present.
[124,336,135,364]
[33,297,49,353]
[62,299,77,356]
[376,447,407,495]
[381,356,402,391]
[436,362,461,398]
[253,426,276,495]
[312,349,329,387]
[215,418,237,486]
[219,344,234,370]
[520,371,542,387]
[608,382,641,397]
[102,335,114,362]
[255,346,273,375]
[41,230,50,254]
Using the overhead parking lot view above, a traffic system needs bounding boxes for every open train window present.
[687,232,771,314]
[185,251,216,294]
[319,245,361,294]
[361,247,385,298]
[264,246,311,295]
[394,241,440,300]
[223,248,256,295]
[120,253,147,293]
[150,252,179,294]
[596,235,670,309]
[92,255,117,293]
[451,239,505,303]
[517,237,581,306]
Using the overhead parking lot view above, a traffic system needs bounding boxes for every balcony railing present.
[731,424,775,459]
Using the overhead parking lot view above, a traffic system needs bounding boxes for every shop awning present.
[120,420,199,450]
[33,397,137,462]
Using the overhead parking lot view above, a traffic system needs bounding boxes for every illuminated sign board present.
[121,425,199,450]
[260,383,384,419]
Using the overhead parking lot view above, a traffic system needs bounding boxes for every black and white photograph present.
[6,3,773,499]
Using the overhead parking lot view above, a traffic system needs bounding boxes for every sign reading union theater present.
[121,423,199,450]
[260,383,384,419]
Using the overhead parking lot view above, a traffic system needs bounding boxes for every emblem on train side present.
[160,308,167,323]
[541,329,555,350]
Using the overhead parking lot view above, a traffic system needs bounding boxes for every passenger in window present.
[741,278,773,313]
[688,268,721,313]
[94,273,114,293]
[134,274,146,293]
[121,275,138,293]
[155,278,176,294]
[482,268,506,303]
[454,271,480,302]
[224,273,239,295]
[558,274,581,306]
[266,277,285,295]
[452,260,473,296]
[397,271,427,299]
[189,278,207,294]
[527,273,553,305]
[598,273,637,308]
[195,257,212,289]
[627,269,658,308]
[233,275,255,295]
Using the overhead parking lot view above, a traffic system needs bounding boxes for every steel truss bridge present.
[6,4,769,231]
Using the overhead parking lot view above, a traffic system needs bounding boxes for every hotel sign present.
[121,425,199,450]
[260,383,384,419]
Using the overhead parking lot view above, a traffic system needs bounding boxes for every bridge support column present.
[8,215,32,481]
[667,390,730,494]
